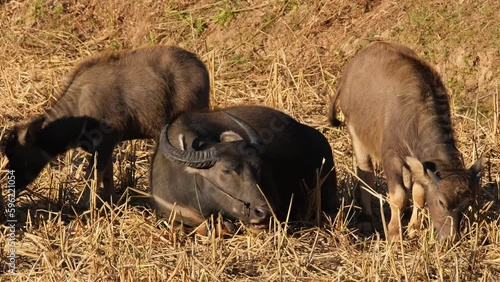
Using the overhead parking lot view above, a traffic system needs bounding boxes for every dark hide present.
[151,105,337,230]
[2,45,210,208]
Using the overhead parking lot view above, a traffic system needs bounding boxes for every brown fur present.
[45,45,209,137]
[329,41,483,240]
[3,45,210,208]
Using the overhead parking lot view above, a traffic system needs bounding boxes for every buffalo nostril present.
[251,206,271,223]
[255,208,264,218]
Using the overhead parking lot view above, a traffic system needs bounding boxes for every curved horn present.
[159,125,218,168]
[222,111,262,145]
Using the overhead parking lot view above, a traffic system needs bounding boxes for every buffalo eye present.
[221,161,241,175]
[438,199,447,209]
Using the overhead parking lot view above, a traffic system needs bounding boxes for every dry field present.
[0,0,499,281]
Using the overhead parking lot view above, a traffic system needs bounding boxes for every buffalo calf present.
[2,45,210,208]
[329,41,483,240]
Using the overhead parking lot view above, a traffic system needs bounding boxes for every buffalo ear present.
[0,128,14,153]
[469,155,485,199]
[422,161,442,182]
[469,155,484,180]
[24,116,45,143]
[220,131,243,142]
[405,156,440,185]
[192,137,211,150]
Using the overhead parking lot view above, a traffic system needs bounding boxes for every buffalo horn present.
[222,111,262,146]
[159,125,218,168]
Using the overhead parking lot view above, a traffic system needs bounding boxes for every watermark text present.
[6,170,16,274]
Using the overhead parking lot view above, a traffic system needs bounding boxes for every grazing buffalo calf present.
[329,41,483,240]
[2,45,210,207]
[150,106,337,231]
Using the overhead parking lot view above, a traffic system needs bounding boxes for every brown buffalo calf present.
[329,41,483,240]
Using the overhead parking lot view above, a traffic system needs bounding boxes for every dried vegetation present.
[0,0,499,281]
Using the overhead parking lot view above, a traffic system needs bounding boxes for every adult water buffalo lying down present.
[1,45,210,207]
[150,106,337,231]
[329,41,483,240]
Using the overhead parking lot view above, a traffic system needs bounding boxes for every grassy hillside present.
[0,0,499,280]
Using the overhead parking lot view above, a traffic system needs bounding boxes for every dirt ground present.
[0,0,499,280]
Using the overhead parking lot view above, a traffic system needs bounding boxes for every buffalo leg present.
[78,154,97,209]
[102,157,116,203]
[407,181,425,238]
[383,154,408,241]
[77,147,115,209]
[349,125,375,235]
[321,172,338,216]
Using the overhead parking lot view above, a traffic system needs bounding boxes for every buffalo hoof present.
[357,221,375,237]
[356,213,375,237]
[246,226,266,235]
[387,223,403,241]
[192,220,237,237]
[217,221,237,237]
[387,230,402,242]
[407,227,421,239]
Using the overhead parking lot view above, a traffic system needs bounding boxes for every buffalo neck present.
[35,117,114,156]
[412,93,465,173]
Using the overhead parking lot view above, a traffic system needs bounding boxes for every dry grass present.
[0,0,499,280]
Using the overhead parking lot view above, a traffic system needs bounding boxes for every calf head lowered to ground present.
[329,41,483,241]
[1,45,210,208]
[150,105,337,232]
